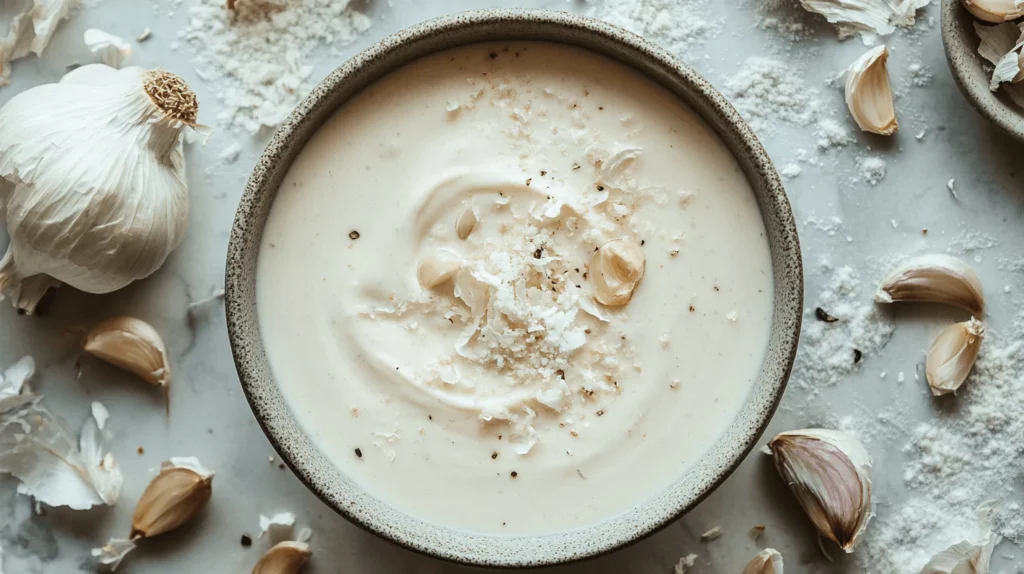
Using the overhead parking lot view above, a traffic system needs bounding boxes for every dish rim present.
[225,8,803,568]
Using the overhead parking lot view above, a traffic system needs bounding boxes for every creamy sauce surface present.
[257,42,774,535]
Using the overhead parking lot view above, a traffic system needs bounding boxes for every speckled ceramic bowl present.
[225,9,802,568]
[942,0,1024,141]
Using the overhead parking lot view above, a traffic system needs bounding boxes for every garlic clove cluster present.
[845,45,898,135]
[252,541,312,574]
[767,429,872,552]
[0,65,198,314]
[875,254,984,316]
[926,318,985,396]
[590,239,645,306]
[743,548,783,574]
[962,0,1024,23]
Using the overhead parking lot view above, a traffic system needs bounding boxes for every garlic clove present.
[251,540,312,574]
[767,429,872,552]
[590,239,645,306]
[961,0,1024,23]
[84,29,132,69]
[926,318,985,396]
[417,249,463,289]
[130,457,214,539]
[743,548,783,574]
[455,204,478,240]
[83,316,171,397]
[874,254,984,316]
[845,45,898,135]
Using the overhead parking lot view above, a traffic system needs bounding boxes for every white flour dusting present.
[590,0,720,59]
[857,156,887,185]
[859,330,1024,572]
[180,0,371,133]
[721,57,822,134]
[790,263,894,399]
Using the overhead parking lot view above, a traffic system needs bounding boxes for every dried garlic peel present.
[590,239,645,306]
[768,429,872,553]
[252,540,312,574]
[84,316,170,389]
[875,254,984,316]
[926,318,985,396]
[743,548,783,574]
[962,0,1024,23]
[845,45,898,135]
[84,29,132,68]
[131,457,214,539]
[91,538,136,572]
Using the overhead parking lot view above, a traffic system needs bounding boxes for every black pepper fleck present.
[278,463,285,469]
[533,248,543,259]
[526,178,532,186]
[640,239,645,246]
[854,349,863,363]
[815,307,839,323]
[689,305,696,312]
[240,534,252,547]
[489,51,497,59]
[596,185,605,191]
[540,170,547,176]
[596,410,605,417]
[491,451,498,460]
[510,471,518,478]
[355,448,363,458]
[348,230,360,240]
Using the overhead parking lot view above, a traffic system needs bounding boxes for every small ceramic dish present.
[942,0,1024,141]
[225,8,802,568]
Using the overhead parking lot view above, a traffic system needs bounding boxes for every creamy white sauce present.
[256,42,774,535]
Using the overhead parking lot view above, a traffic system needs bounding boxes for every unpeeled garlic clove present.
[455,205,478,240]
[961,0,1024,23]
[874,254,984,316]
[743,548,783,574]
[921,502,1000,574]
[130,457,214,539]
[252,541,312,574]
[590,239,645,306]
[926,318,985,396]
[845,45,898,135]
[84,316,170,389]
[417,250,463,289]
[767,429,872,553]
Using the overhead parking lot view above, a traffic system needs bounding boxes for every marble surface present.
[1,0,1023,572]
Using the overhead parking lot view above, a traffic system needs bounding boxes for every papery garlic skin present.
[84,29,133,68]
[83,316,171,389]
[875,254,984,316]
[0,0,79,87]
[252,540,312,574]
[91,538,136,572]
[743,548,783,574]
[845,45,898,135]
[768,429,872,553]
[130,457,214,539]
[962,0,1024,23]
[0,65,196,313]
[926,318,985,396]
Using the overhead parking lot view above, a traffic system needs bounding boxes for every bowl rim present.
[226,7,803,568]
[941,0,1024,142]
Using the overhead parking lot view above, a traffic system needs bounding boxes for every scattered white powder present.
[947,230,998,257]
[857,156,887,185]
[815,118,853,150]
[791,264,894,399]
[906,61,934,87]
[780,162,802,179]
[754,0,813,41]
[860,331,1024,573]
[722,58,822,135]
[180,0,372,133]
[590,0,720,59]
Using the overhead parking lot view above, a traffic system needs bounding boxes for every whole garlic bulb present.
[0,65,198,313]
